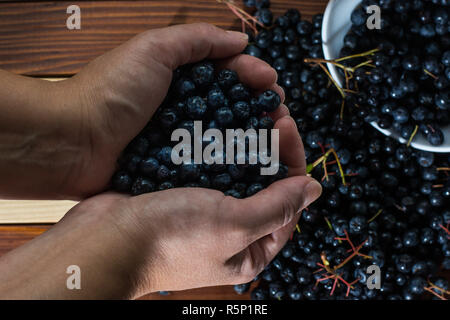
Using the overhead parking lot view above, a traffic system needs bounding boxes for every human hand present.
[107,111,320,296]
[0,108,321,299]
[52,23,286,199]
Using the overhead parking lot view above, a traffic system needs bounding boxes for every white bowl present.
[322,0,450,153]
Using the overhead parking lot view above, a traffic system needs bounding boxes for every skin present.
[0,23,322,299]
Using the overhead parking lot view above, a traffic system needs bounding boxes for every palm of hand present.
[64,24,287,198]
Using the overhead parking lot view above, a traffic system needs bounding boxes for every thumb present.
[140,23,249,70]
[228,176,322,244]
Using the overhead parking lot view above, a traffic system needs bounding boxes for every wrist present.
[108,195,162,297]
[0,71,88,199]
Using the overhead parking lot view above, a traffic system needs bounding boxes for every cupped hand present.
[45,112,322,298]
[56,23,285,198]
[103,114,321,296]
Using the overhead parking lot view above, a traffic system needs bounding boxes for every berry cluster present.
[233,1,450,300]
[111,61,287,198]
[340,0,450,146]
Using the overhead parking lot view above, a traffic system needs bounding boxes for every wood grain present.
[0,225,51,256]
[0,0,327,75]
[0,200,76,223]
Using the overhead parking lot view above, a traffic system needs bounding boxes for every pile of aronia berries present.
[234,1,450,300]
[339,0,450,146]
[111,61,287,199]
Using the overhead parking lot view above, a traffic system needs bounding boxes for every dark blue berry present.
[129,136,149,156]
[224,189,242,198]
[256,8,273,26]
[257,90,281,112]
[156,165,171,181]
[140,157,159,176]
[228,164,246,180]
[229,83,250,102]
[296,20,313,35]
[243,0,256,7]
[157,146,173,166]
[180,163,200,182]
[217,69,238,90]
[212,173,232,191]
[351,7,366,26]
[158,108,178,129]
[112,171,132,192]
[233,283,250,294]
[131,177,155,196]
[349,216,367,234]
[186,96,207,119]
[258,116,274,129]
[232,101,250,121]
[427,129,444,146]
[215,107,234,127]
[246,116,259,130]
[247,183,264,196]
[207,88,226,110]
[126,155,142,174]
[175,78,196,97]
[244,45,262,58]
[191,62,214,87]
[158,181,174,190]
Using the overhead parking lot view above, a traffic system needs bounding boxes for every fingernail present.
[226,30,249,41]
[301,179,322,210]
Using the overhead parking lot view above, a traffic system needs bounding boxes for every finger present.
[250,216,299,270]
[274,116,307,176]
[216,54,277,90]
[268,104,289,122]
[142,23,249,70]
[270,83,285,104]
[225,176,322,245]
[223,210,299,284]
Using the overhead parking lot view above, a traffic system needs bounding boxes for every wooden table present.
[0,0,328,299]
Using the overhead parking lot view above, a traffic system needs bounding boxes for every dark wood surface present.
[0,0,328,300]
[0,0,327,75]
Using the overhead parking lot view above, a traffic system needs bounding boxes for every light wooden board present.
[0,200,77,224]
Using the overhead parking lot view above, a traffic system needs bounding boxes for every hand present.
[122,116,322,295]
[0,113,322,299]
[51,23,286,199]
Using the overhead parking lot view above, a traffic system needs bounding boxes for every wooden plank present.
[0,225,51,256]
[0,0,327,76]
[0,224,251,299]
[0,200,76,223]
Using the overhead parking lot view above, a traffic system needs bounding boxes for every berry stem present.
[439,223,450,239]
[368,209,383,223]
[423,68,438,80]
[424,286,447,300]
[334,48,380,62]
[308,148,347,186]
[406,125,419,147]
[218,0,265,35]
[340,99,345,120]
